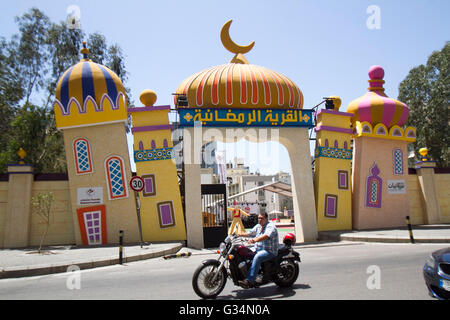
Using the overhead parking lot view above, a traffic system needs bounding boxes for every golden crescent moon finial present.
[220,20,255,55]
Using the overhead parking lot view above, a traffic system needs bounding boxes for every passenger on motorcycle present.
[237,212,279,289]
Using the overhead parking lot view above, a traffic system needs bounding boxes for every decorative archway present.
[175,20,318,248]
[180,123,317,248]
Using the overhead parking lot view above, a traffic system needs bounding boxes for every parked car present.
[423,247,450,300]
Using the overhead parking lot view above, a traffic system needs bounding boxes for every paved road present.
[0,242,447,300]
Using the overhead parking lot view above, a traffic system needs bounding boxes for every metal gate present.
[201,184,228,248]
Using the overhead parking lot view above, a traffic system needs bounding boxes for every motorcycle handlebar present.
[230,235,257,248]
[229,234,252,245]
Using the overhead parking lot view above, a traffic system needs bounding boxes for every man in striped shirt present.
[238,212,279,288]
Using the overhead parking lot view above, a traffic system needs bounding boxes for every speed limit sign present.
[130,176,145,192]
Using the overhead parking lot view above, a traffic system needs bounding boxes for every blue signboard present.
[178,108,314,128]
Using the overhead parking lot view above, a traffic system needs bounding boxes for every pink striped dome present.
[174,62,303,109]
[347,66,409,128]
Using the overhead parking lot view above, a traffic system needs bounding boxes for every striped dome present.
[175,61,304,109]
[347,66,409,128]
[55,53,125,114]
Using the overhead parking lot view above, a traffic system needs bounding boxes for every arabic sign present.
[387,180,406,194]
[178,108,314,128]
[77,187,104,205]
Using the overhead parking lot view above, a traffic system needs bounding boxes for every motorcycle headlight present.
[219,242,226,254]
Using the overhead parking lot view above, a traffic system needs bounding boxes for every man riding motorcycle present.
[237,212,278,289]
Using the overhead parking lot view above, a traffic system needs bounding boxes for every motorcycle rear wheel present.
[192,261,227,299]
[274,259,299,288]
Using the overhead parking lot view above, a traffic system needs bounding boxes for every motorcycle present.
[192,232,300,299]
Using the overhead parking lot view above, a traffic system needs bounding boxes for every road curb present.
[340,235,450,243]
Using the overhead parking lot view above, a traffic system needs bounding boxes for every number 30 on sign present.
[130,176,145,192]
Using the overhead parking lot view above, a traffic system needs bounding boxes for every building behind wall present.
[225,158,289,218]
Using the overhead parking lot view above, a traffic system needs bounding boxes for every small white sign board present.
[77,187,104,205]
[387,180,406,194]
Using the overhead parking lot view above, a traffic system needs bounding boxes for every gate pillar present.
[279,127,318,243]
[183,127,204,248]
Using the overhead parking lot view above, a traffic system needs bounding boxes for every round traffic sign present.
[130,176,145,192]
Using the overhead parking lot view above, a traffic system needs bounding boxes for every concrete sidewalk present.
[0,224,449,280]
[0,242,183,280]
[318,224,450,243]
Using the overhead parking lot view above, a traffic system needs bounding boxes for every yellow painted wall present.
[0,170,449,248]
[435,173,450,223]
[316,113,351,131]
[407,174,426,225]
[314,111,353,231]
[315,160,353,231]
[0,179,75,248]
[407,172,450,224]
[28,181,75,246]
[131,108,187,242]
[0,181,8,247]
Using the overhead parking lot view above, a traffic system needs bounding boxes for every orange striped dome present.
[175,62,304,109]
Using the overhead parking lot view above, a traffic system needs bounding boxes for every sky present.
[1,0,449,175]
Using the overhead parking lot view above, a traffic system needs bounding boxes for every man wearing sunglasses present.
[237,212,279,289]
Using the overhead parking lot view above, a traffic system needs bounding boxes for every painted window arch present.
[344,141,348,149]
[138,141,144,151]
[334,140,339,148]
[393,148,404,175]
[365,162,382,208]
[73,138,93,175]
[324,139,329,147]
[105,155,128,200]
[163,139,169,148]
[151,140,156,149]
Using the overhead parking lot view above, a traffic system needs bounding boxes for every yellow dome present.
[55,60,125,113]
[175,62,303,109]
[53,42,128,129]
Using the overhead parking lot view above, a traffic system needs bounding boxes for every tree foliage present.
[31,192,55,253]
[0,8,131,173]
[398,42,450,167]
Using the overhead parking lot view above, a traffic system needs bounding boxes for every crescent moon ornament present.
[220,20,255,55]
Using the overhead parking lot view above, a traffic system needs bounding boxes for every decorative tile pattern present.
[324,194,338,218]
[315,147,352,160]
[134,148,174,162]
[393,148,403,175]
[338,170,349,189]
[157,201,176,228]
[142,174,156,197]
[105,156,128,200]
[365,162,382,208]
[73,138,93,174]
[76,205,107,246]
[84,211,102,245]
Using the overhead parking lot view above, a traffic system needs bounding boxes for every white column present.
[279,128,318,243]
[183,127,204,248]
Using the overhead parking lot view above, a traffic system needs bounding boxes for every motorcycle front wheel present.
[192,260,227,299]
[274,259,299,288]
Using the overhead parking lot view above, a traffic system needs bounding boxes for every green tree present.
[0,7,132,173]
[31,192,55,253]
[398,42,450,167]
[1,103,66,173]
